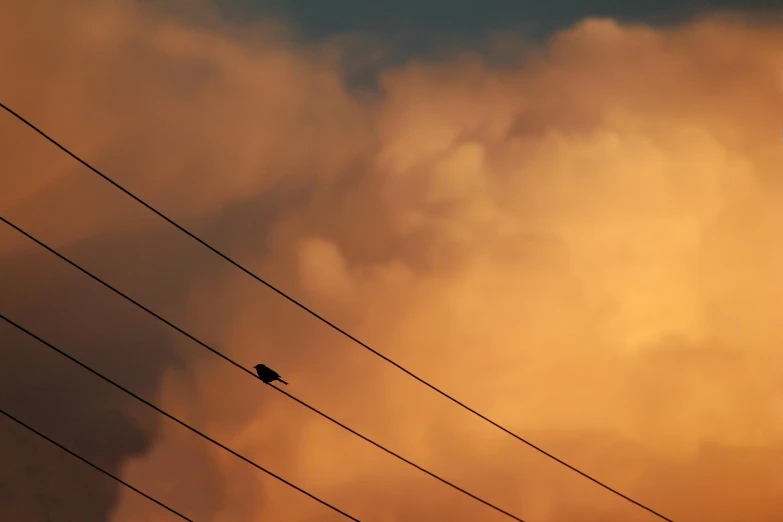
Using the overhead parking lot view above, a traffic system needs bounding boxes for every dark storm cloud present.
[0,245,174,521]
[0,215,285,521]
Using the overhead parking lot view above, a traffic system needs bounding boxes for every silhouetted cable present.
[0,314,360,522]
[0,407,196,522]
[0,101,674,522]
[0,216,528,522]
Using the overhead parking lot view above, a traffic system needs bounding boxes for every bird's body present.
[254,364,288,385]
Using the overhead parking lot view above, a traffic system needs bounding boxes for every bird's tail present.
[278,379,288,385]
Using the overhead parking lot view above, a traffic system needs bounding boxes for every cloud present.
[0,233,184,521]
[1,1,782,521]
[297,236,356,302]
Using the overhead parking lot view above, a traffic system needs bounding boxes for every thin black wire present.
[0,407,196,522]
[0,313,360,522]
[0,216,527,522]
[0,101,674,522]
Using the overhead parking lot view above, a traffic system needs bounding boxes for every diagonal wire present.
[0,406,196,522]
[0,100,674,522]
[0,313,360,522]
[0,215,528,522]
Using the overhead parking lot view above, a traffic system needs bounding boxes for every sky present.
[213,0,778,38]
[1,0,782,521]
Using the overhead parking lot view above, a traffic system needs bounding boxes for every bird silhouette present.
[254,364,288,385]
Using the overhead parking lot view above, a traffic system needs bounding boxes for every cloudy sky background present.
[1,0,782,521]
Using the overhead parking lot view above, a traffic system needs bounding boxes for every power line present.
[0,101,674,522]
[0,313,360,522]
[0,406,196,522]
[0,216,528,522]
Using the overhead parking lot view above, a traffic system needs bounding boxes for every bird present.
[253,363,288,385]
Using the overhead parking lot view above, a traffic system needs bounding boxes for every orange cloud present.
[1,1,782,521]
